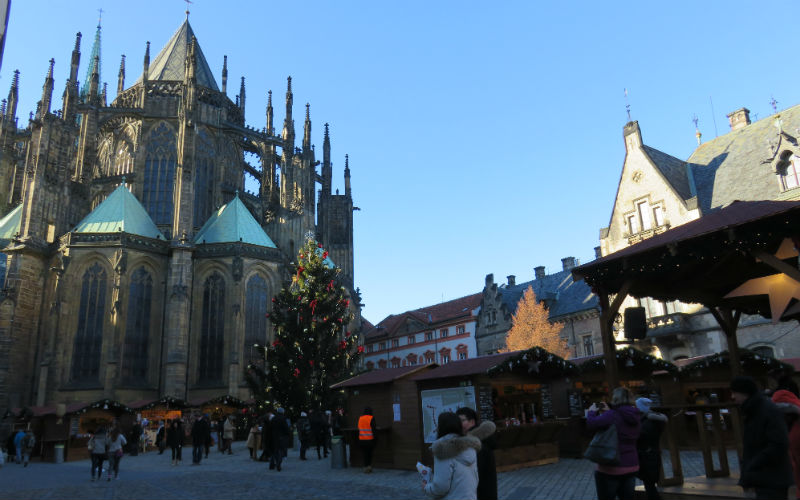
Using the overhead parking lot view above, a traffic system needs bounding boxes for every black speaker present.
[624,307,647,340]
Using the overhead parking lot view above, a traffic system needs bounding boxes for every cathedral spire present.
[101,82,107,106]
[239,76,245,119]
[87,55,100,104]
[69,32,82,83]
[221,55,227,94]
[282,76,294,149]
[61,32,81,120]
[322,122,331,195]
[344,154,351,198]
[266,89,273,135]
[142,41,150,82]
[303,102,311,151]
[6,69,19,123]
[38,59,55,119]
[117,54,125,95]
[81,19,102,101]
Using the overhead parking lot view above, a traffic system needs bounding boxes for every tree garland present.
[578,347,678,375]
[680,349,794,374]
[487,346,579,378]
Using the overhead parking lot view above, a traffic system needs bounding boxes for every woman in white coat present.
[423,412,481,500]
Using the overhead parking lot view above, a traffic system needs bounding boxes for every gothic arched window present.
[142,123,176,225]
[121,267,153,383]
[194,130,216,227]
[70,262,107,383]
[114,141,133,176]
[199,272,225,384]
[244,274,268,364]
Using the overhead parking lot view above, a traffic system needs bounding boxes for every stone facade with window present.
[0,20,361,411]
[474,265,601,358]
[597,106,800,361]
[362,294,481,369]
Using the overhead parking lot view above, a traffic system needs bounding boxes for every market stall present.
[63,400,134,461]
[412,347,578,471]
[128,396,188,449]
[330,364,437,470]
[188,395,248,440]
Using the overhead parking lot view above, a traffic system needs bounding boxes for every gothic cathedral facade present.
[0,20,358,410]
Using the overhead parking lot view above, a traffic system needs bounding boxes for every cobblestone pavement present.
[0,446,740,499]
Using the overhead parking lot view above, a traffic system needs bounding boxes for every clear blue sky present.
[3,1,799,323]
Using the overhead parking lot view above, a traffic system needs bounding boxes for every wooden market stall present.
[128,396,188,449]
[330,364,437,470]
[188,395,248,440]
[411,347,579,471]
[61,400,134,461]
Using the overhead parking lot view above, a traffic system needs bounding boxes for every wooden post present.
[597,282,631,390]
[709,307,742,377]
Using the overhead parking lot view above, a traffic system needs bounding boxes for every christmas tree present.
[246,238,362,414]
[502,286,569,357]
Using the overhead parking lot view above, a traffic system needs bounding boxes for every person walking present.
[203,415,212,459]
[772,388,800,500]
[270,408,290,471]
[19,430,35,467]
[223,415,235,455]
[156,420,166,455]
[106,427,127,480]
[358,407,377,473]
[88,426,109,482]
[12,429,24,464]
[246,422,260,460]
[635,398,668,500]
[259,413,273,462]
[586,387,642,500]
[731,376,793,499]
[166,419,183,466]
[310,410,329,459]
[297,411,311,460]
[456,407,497,500]
[191,415,210,465]
[422,411,481,500]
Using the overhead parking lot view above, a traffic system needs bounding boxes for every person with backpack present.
[19,430,35,467]
[88,426,109,482]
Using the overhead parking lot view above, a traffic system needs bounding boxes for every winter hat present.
[635,397,653,414]
[325,410,332,415]
[730,376,759,397]
[276,407,285,414]
[300,411,307,417]
[773,389,800,408]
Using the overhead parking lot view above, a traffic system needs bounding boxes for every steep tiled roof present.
[687,104,800,212]
[0,204,22,246]
[364,293,482,340]
[136,20,219,91]
[72,184,163,239]
[331,364,433,388]
[642,145,694,200]
[497,269,598,321]
[193,194,276,247]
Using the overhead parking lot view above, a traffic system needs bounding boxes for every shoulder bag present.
[583,424,619,465]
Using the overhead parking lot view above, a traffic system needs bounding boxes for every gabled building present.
[474,259,601,357]
[362,294,482,370]
[598,105,800,361]
[0,18,360,412]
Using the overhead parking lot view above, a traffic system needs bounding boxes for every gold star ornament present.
[725,273,800,324]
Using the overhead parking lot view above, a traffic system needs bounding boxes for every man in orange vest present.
[357,407,377,473]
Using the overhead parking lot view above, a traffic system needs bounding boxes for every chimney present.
[485,273,494,287]
[623,120,642,151]
[561,257,576,271]
[726,108,751,131]
[534,266,546,280]
[506,275,516,287]
[594,246,602,259]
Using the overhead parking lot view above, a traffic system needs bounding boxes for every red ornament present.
[318,243,323,248]
[322,251,328,259]
[265,313,270,318]
[339,341,347,351]
[272,340,282,347]
[293,368,300,377]
[309,360,314,367]
[357,346,364,353]
[345,331,351,337]
[271,297,276,303]
[310,299,318,315]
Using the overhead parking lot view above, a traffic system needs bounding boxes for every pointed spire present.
[69,32,82,83]
[7,69,19,121]
[239,76,246,118]
[322,122,331,195]
[101,82,107,106]
[302,102,311,150]
[142,41,150,82]
[282,76,294,147]
[185,36,197,83]
[38,58,55,119]
[266,89,273,134]
[87,55,100,103]
[117,54,126,95]
[81,19,102,100]
[221,55,228,94]
[344,154,351,197]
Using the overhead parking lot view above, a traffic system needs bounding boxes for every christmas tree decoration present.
[487,346,579,378]
[246,237,360,412]
[680,348,793,374]
[578,347,678,375]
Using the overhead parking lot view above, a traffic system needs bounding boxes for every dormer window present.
[778,152,800,191]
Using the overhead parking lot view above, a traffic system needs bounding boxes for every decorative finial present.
[121,175,127,184]
[185,0,193,19]
[267,89,272,105]
[692,114,701,146]
[305,103,310,120]
[624,88,631,122]
[770,95,779,114]
[287,76,292,93]
[97,8,103,27]
[324,122,329,137]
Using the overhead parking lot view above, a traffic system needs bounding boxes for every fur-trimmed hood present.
[467,421,496,441]
[430,433,481,460]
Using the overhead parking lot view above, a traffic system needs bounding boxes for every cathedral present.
[0,19,358,411]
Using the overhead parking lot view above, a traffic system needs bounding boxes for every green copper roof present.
[0,204,22,245]
[73,184,163,239]
[137,20,219,90]
[194,194,276,248]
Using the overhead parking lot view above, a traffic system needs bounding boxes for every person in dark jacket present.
[456,407,497,500]
[156,421,166,455]
[259,413,273,462]
[587,387,642,500]
[191,415,210,465]
[297,411,312,460]
[166,419,183,466]
[270,408,290,471]
[635,398,668,500]
[310,410,329,459]
[731,376,793,499]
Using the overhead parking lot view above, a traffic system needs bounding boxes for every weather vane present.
[184,0,193,19]
[692,114,699,130]
[770,95,779,114]
[97,7,103,26]
[624,88,631,122]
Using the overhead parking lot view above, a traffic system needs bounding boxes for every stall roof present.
[331,364,435,388]
[410,352,518,381]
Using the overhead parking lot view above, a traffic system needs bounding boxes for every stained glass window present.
[121,267,153,383]
[142,123,176,225]
[244,275,268,363]
[114,142,133,176]
[199,272,225,384]
[194,130,216,227]
[70,262,107,383]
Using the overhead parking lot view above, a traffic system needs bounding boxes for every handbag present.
[115,449,123,458]
[583,424,619,465]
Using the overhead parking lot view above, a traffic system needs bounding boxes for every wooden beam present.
[598,280,631,389]
[709,306,742,377]
[752,249,800,284]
